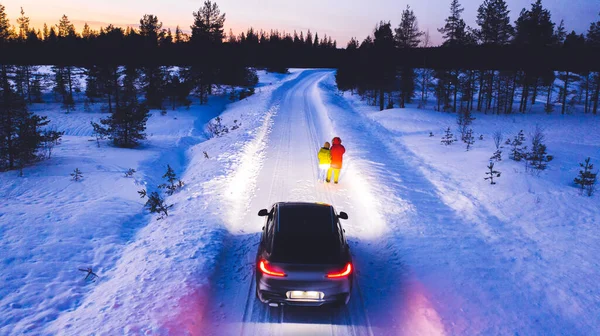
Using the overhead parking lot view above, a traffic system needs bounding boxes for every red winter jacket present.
[330,137,346,169]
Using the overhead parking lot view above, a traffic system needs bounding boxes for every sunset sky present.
[2,0,598,46]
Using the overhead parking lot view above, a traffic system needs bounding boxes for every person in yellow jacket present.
[317,142,332,181]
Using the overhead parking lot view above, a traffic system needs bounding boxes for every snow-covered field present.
[1,69,599,335]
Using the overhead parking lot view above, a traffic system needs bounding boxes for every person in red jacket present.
[327,137,346,184]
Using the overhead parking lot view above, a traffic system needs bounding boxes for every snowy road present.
[201,70,382,336]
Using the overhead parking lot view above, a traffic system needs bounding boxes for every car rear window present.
[271,205,343,264]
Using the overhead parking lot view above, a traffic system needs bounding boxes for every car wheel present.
[331,294,350,308]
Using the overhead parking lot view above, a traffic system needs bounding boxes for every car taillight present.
[326,263,353,278]
[259,259,286,277]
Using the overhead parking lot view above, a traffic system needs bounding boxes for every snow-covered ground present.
[1,69,599,335]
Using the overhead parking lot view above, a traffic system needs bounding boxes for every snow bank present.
[340,84,600,334]
[0,71,299,334]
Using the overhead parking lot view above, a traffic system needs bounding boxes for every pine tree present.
[57,14,76,39]
[476,0,514,45]
[372,21,396,111]
[166,73,192,110]
[513,0,556,113]
[52,66,77,112]
[527,126,548,170]
[586,15,600,115]
[0,4,11,43]
[81,23,95,40]
[141,66,167,109]
[475,0,514,114]
[124,168,136,177]
[16,7,30,41]
[1,66,50,172]
[305,30,313,47]
[139,14,162,48]
[42,23,49,40]
[491,150,502,161]
[174,25,184,43]
[190,0,225,45]
[554,19,566,46]
[574,157,597,196]
[441,127,454,145]
[94,83,150,148]
[143,191,173,220]
[85,65,102,103]
[395,5,423,108]
[159,164,184,195]
[509,130,527,161]
[438,0,471,46]
[71,168,83,181]
[464,129,475,151]
[395,5,423,48]
[514,0,555,47]
[457,108,475,141]
[484,161,501,184]
[30,74,44,103]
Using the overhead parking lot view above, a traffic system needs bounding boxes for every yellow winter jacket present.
[318,148,332,165]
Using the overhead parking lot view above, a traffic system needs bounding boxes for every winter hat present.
[323,141,331,149]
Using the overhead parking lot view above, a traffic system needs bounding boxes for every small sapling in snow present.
[207,117,229,138]
[78,267,98,281]
[231,119,241,131]
[441,127,454,146]
[456,109,475,141]
[491,130,503,161]
[144,191,173,220]
[479,134,483,140]
[464,129,475,151]
[490,150,502,162]
[484,161,501,185]
[138,188,147,198]
[429,132,434,137]
[71,168,83,181]
[203,151,209,159]
[159,164,184,195]
[574,157,597,196]
[124,168,136,177]
[509,130,527,161]
[526,126,549,171]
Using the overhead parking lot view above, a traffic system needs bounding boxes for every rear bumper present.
[256,275,351,306]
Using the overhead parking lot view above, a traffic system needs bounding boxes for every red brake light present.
[259,259,286,277]
[326,263,353,278]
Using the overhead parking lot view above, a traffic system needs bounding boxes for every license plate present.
[287,291,324,300]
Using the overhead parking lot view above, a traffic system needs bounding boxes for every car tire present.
[331,294,350,308]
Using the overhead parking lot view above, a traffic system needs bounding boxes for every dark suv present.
[255,202,352,307]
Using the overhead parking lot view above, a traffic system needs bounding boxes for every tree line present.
[336,0,600,115]
[0,1,287,172]
[0,1,339,68]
